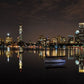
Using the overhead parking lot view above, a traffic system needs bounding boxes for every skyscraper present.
[5,33,13,44]
[17,25,23,42]
[75,23,84,43]
[68,35,74,44]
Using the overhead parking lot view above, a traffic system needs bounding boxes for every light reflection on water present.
[0,47,23,72]
[1,47,84,83]
[34,47,84,73]
[0,47,84,74]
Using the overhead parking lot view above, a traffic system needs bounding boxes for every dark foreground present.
[0,48,84,84]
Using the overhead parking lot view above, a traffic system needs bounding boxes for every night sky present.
[0,0,84,42]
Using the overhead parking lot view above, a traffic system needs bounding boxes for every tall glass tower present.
[19,25,23,42]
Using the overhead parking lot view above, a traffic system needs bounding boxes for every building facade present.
[75,23,84,44]
[5,33,13,44]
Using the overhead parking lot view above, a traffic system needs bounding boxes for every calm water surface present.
[0,47,84,84]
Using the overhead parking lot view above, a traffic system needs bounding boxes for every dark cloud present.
[16,0,81,22]
[0,0,84,41]
[0,0,82,22]
[61,0,84,21]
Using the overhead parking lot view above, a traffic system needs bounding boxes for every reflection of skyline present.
[28,47,84,59]
[37,47,84,73]
[17,47,23,72]
[75,54,84,73]
[38,49,66,68]
[18,51,23,72]
[6,47,13,62]
[38,49,70,59]
[0,47,84,73]
[0,47,23,72]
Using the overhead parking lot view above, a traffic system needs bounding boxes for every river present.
[0,47,84,84]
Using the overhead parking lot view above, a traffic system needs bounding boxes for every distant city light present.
[79,23,84,26]
[75,30,80,34]
[7,33,10,36]
[79,23,84,28]
[19,25,23,34]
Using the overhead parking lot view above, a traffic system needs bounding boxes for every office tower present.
[5,33,13,44]
[75,23,84,43]
[68,35,74,44]
[19,25,23,42]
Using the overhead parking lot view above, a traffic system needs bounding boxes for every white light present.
[7,33,10,36]
[75,30,80,34]
[19,28,22,34]
[7,47,10,51]
[7,57,9,62]
[75,60,79,65]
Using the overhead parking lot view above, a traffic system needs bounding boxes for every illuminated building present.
[5,33,13,44]
[79,23,84,28]
[17,25,23,42]
[38,35,45,45]
[75,23,84,43]
[61,37,66,43]
[38,35,45,41]
[75,30,80,43]
[38,35,50,47]
[46,37,50,46]
[57,36,66,44]
[68,35,74,44]
[51,37,57,44]
[57,36,62,43]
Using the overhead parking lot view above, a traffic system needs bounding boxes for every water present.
[0,47,84,84]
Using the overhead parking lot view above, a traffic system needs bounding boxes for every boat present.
[44,58,66,68]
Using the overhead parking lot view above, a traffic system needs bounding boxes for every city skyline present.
[0,0,84,41]
[0,23,82,43]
